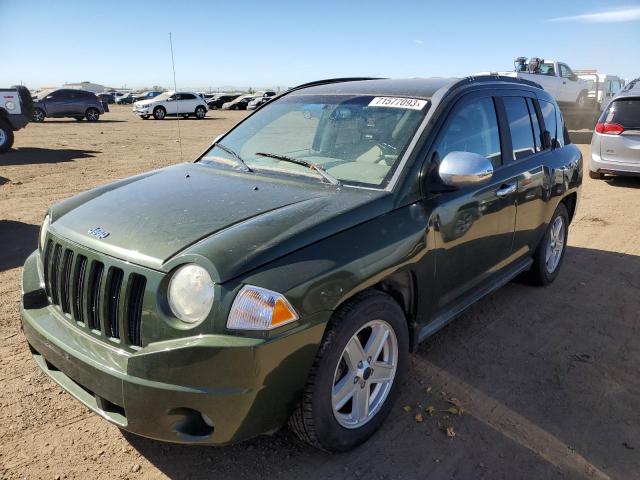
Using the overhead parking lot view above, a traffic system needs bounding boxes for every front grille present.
[43,239,146,347]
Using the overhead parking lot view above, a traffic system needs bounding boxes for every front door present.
[427,93,518,313]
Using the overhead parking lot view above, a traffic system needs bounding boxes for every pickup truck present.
[510,58,589,107]
[479,58,598,129]
[0,86,32,153]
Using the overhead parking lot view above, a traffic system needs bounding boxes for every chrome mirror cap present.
[438,151,494,187]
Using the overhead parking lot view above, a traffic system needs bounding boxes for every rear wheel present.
[32,108,45,122]
[195,105,206,119]
[153,106,166,120]
[524,203,569,286]
[85,108,100,122]
[289,290,408,452]
[589,170,604,180]
[0,120,15,153]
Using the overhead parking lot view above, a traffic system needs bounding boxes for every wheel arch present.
[561,192,577,224]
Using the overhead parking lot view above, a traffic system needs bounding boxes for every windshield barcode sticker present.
[368,97,428,110]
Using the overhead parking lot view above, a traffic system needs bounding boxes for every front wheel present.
[85,108,100,122]
[0,120,15,153]
[153,107,166,120]
[524,203,569,285]
[289,290,408,452]
[195,105,206,119]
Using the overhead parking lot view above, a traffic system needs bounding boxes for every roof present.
[289,78,459,99]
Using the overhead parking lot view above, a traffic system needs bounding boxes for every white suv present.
[133,91,208,120]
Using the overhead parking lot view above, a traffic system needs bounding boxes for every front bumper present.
[21,250,328,445]
[132,106,151,115]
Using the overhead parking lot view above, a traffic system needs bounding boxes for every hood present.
[50,163,390,280]
[135,98,156,106]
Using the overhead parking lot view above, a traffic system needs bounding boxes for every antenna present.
[169,32,183,161]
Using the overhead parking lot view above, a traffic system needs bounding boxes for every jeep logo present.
[87,227,110,239]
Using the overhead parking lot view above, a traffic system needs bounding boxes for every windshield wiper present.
[255,152,340,186]
[214,143,253,172]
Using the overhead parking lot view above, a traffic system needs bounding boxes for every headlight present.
[227,286,298,330]
[168,264,215,324]
[39,214,50,251]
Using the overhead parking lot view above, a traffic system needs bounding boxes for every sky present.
[2,0,639,90]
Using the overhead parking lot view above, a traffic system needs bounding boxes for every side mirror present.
[167,97,174,101]
[438,151,493,187]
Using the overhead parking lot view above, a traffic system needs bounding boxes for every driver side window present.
[559,64,574,80]
[435,97,502,168]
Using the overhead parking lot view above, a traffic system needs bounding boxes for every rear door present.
[499,94,555,256]
[600,97,640,165]
[179,93,198,113]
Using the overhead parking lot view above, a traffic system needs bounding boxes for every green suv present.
[21,76,582,451]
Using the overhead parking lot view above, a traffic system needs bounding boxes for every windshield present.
[199,94,428,187]
[151,92,172,101]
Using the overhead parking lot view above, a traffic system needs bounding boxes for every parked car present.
[133,91,162,102]
[0,85,32,152]
[589,78,640,179]
[246,96,272,110]
[21,76,581,453]
[208,94,240,110]
[132,91,208,120]
[221,94,256,110]
[31,88,105,122]
[115,94,135,105]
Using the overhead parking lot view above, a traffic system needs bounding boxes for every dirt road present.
[1,106,639,479]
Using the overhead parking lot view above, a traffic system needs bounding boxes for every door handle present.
[496,183,516,197]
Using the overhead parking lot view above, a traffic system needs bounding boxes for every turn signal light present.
[595,122,624,135]
[227,286,299,330]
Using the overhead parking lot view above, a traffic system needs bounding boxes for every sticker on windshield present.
[368,97,427,110]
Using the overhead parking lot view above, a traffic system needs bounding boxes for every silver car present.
[590,79,640,179]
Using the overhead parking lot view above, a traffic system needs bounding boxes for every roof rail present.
[449,75,543,92]
[287,77,384,93]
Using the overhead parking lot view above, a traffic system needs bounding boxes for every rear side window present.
[180,93,196,100]
[602,99,640,129]
[436,97,502,168]
[539,100,557,147]
[503,97,535,160]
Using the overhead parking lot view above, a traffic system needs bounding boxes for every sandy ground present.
[1,106,639,480]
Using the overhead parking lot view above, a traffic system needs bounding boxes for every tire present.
[32,108,45,122]
[153,106,166,120]
[74,116,84,121]
[0,119,15,153]
[289,290,409,452]
[195,105,206,119]
[524,203,569,286]
[13,85,34,118]
[589,170,604,180]
[140,115,150,120]
[85,108,100,122]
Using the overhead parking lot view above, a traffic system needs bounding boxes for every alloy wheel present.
[332,320,398,429]
[545,216,565,273]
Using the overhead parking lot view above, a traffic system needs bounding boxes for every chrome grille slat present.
[127,274,146,347]
[106,268,124,339]
[72,255,88,325]
[87,262,104,331]
[60,249,74,314]
[42,238,147,348]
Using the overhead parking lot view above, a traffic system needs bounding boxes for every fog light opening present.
[169,407,214,439]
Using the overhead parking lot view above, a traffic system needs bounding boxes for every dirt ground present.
[1,106,639,480]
